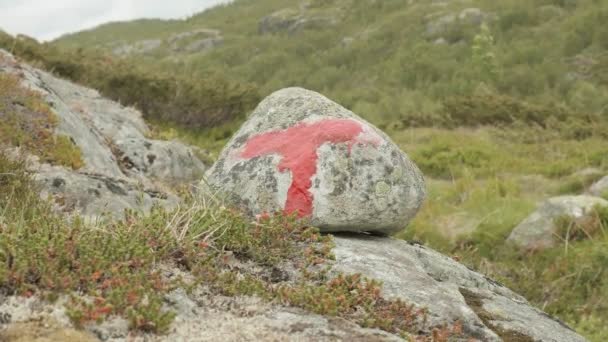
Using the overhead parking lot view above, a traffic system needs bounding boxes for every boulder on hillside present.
[0,49,206,220]
[258,8,339,35]
[588,175,608,198]
[507,195,608,250]
[204,87,426,235]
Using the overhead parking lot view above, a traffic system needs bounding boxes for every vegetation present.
[0,73,83,169]
[0,31,260,128]
[1,0,608,340]
[0,151,463,340]
[52,0,608,128]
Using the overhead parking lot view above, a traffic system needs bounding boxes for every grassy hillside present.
[2,0,608,340]
[54,0,608,127]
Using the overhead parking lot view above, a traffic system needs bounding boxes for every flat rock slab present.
[332,235,586,342]
[205,87,425,235]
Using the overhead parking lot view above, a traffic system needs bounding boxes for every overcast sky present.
[0,0,231,41]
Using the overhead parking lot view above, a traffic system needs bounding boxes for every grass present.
[52,0,608,128]
[0,151,464,340]
[0,73,83,169]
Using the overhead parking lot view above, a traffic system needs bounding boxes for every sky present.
[0,0,231,41]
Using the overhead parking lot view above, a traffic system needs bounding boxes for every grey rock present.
[0,49,205,220]
[588,176,608,197]
[259,8,338,35]
[507,195,608,250]
[34,164,179,221]
[332,235,586,342]
[111,39,162,57]
[168,29,224,54]
[205,87,426,235]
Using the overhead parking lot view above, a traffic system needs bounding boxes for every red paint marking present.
[241,119,380,218]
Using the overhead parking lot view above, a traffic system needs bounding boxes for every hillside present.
[1,0,608,341]
[53,0,608,127]
[0,48,589,342]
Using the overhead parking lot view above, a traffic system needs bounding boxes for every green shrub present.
[441,93,591,128]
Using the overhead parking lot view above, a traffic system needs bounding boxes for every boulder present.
[0,49,206,220]
[332,235,585,342]
[588,175,608,198]
[507,195,608,250]
[204,87,426,235]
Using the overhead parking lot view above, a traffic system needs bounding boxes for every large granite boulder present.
[0,49,206,220]
[205,87,426,235]
[507,195,608,250]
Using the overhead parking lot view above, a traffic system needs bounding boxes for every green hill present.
[53,0,608,127]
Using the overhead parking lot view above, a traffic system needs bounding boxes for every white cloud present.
[0,0,230,41]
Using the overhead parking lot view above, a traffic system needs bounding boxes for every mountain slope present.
[53,0,608,126]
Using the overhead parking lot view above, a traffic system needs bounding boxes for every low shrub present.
[0,73,83,169]
[441,93,594,128]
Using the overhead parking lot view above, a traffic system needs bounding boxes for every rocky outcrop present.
[0,236,586,342]
[111,39,162,56]
[259,8,339,35]
[204,87,426,235]
[333,236,585,342]
[110,29,223,57]
[0,51,587,342]
[507,195,608,250]
[0,49,206,220]
[168,29,224,54]
[425,7,496,40]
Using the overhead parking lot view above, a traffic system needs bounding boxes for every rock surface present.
[205,87,426,235]
[0,49,206,220]
[0,236,587,342]
[588,175,608,197]
[333,235,585,342]
[507,195,608,250]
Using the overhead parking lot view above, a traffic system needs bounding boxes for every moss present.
[459,288,536,342]
[0,73,83,169]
